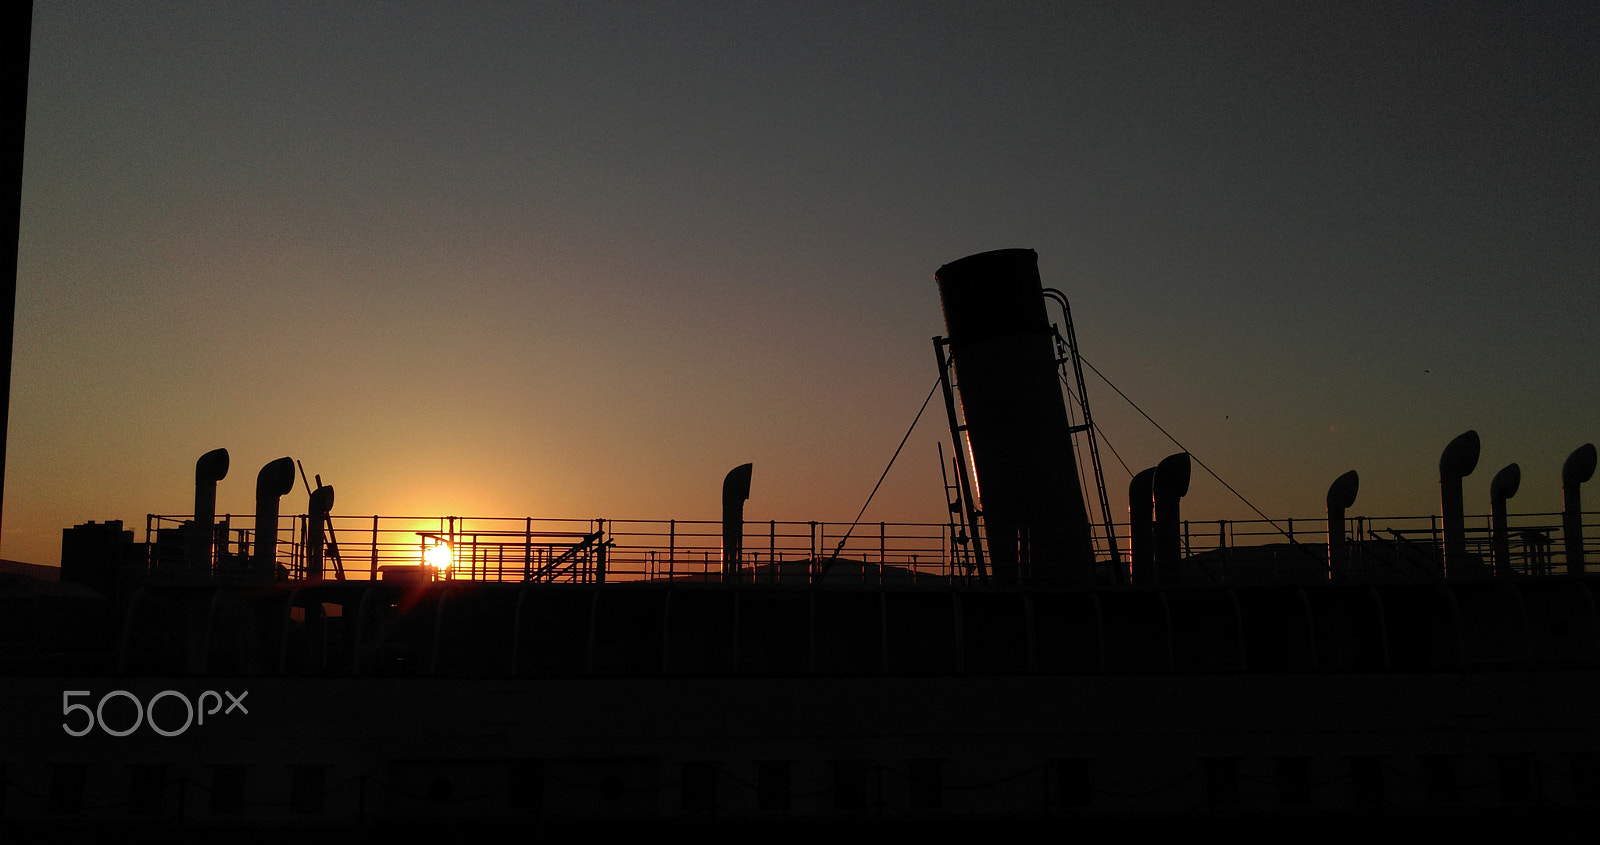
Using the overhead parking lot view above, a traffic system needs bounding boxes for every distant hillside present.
[0,560,59,581]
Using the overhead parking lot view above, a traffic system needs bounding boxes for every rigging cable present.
[1058,370,1134,476]
[823,375,943,571]
[1076,353,1305,547]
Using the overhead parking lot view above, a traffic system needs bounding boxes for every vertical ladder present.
[938,441,975,581]
[933,336,988,584]
[1042,289,1122,580]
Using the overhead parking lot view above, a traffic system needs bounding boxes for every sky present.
[7,2,1599,567]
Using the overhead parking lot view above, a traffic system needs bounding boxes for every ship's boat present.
[3,250,1598,836]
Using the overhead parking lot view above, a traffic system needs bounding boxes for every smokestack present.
[188,448,229,572]
[935,249,1094,585]
[1128,467,1156,585]
[1326,470,1359,579]
[1439,430,1480,577]
[1489,463,1519,577]
[306,483,334,580]
[1563,443,1596,576]
[1152,452,1191,584]
[722,463,752,581]
[253,457,296,575]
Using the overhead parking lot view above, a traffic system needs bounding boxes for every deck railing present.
[142,514,957,584]
[142,509,1600,585]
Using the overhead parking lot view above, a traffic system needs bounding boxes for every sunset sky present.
[7,2,1598,567]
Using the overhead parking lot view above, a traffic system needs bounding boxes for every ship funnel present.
[1489,463,1520,576]
[253,457,296,573]
[722,463,752,581]
[1153,452,1191,584]
[1439,430,1480,576]
[188,448,230,572]
[1563,443,1596,576]
[1326,470,1359,578]
[935,249,1094,585]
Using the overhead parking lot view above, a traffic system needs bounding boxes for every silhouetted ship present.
[4,250,1598,835]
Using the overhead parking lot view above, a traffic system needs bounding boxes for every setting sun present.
[423,542,453,572]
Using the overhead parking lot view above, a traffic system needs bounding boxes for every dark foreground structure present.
[3,250,1599,834]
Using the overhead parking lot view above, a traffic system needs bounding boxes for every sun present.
[423,542,453,573]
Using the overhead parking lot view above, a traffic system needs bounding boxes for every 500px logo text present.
[62,689,249,737]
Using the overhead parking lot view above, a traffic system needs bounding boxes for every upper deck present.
[11,507,1600,680]
[127,507,1600,586]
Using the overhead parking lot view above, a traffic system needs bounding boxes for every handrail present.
[140,509,1600,585]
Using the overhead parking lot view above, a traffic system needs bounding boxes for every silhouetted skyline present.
[7,2,1598,567]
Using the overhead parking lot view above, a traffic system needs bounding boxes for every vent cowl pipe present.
[1128,467,1156,585]
[722,463,753,582]
[1563,443,1596,576]
[1439,430,1480,576]
[253,457,297,574]
[1489,463,1520,577]
[188,448,229,572]
[1326,470,1359,579]
[307,483,335,580]
[1152,452,1191,584]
